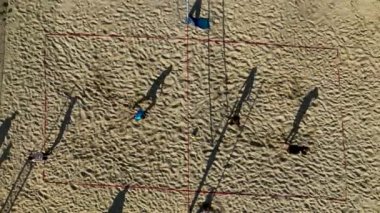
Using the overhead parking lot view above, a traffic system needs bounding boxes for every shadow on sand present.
[0,159,34,213]
[189,68,257,212]
[0,112,17,169]
[0,112,17,148]
[46,95,78,154]
[107,186,129,213]
[285,87,319,145]
[134,65,173,113]
[229,68,256,126]
[0,142,11,168]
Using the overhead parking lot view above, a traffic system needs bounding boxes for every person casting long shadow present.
[46,95,78,154]
[133,65,173,113]
[286,87,319,144]
[229,68,256,126]
[189,68,258,212]
[0,111,18,148]
[107,186,129,213]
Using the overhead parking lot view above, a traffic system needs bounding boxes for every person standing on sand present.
[229,115,241,126]
[28,151,50,163]
[134,107,146,121]
[287,144,310,155]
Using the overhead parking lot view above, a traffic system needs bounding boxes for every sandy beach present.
[0,0,379,212]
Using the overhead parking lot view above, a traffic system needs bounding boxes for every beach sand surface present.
[0,0,379,212]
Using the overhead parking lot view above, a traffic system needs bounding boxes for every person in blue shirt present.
[134,107,146,121]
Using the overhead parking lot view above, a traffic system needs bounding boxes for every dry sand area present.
[0,0,379,212]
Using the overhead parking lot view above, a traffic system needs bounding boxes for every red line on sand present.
[336,49,341,86]
[185,25,191,210]
[46,32,337,51]
[41,171,346,202]
[42,34,48,151]
[41,32,350,204]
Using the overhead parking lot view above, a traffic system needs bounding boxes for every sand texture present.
[0,0,379,212]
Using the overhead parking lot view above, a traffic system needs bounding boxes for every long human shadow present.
[189,68,257,212]
[46,95,78,154]
[195,80,263,213]
[285,87,319,144]
[134,65,173,112]
[229,68,256,126]
[0,159,34,213]
[107,186,129,213]
[0,142,11,168]
[0,111,17,148]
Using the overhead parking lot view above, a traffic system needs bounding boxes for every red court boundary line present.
[46,32,338,51]
[42,33,48,151]
[41,171,346,202]
[185,23,191,209]
[41,32,348,204]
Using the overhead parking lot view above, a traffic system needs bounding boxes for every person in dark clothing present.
[287,144,310,155]
[229,115,240,126]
